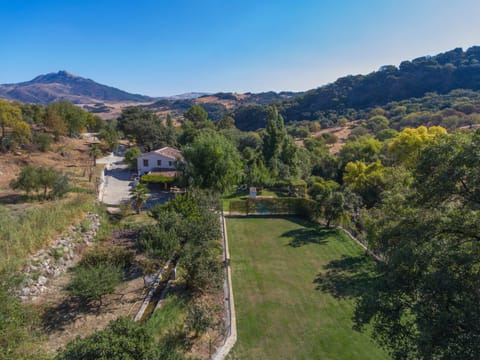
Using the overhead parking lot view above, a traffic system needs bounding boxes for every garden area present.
[226,216,388,360]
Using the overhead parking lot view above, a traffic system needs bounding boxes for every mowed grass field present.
[226,217,389,360]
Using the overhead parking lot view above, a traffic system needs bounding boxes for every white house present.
[136,147,183,176]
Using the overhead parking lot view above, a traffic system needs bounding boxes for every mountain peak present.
[29,70,83,84]
[0,71,153,104]
[56,70,79,78]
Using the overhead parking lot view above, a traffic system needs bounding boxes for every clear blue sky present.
[1,0,479,96]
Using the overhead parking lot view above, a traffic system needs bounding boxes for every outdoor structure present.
[136,147,183,176]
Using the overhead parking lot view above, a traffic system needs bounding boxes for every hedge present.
[228,197,317,220]
[140,174,176,184]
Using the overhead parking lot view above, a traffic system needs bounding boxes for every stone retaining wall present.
[17,212,100,302]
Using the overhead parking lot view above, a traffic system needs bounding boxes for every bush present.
[138,223,180,260]
[56,317,154,360]
[141,173,176,184]
[318,132,338,144]
[80,246,134,269]
[33,132,53,152]
[0,288,37,358]
[185,300,215,337]
[124,147,141,170]
[181,244,222,293]
[67,263,122,304]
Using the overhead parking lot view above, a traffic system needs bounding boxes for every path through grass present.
[227,216,388,360]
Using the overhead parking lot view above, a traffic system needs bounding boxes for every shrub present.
[80,246,134,269]
[33,132,53,152]
[67,263,122,305]
[140,173,176,184]
[185,301,215,337]
[124,147,141,170]
[138,223,180,260]
[56,317,154,360]
[181,244,222,293]
[0,288,37,358]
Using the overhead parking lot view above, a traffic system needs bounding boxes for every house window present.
[157,159,162,166]
[169,161,173,166]
[143,159,149,167]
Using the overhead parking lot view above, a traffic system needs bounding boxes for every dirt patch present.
[295,124,354,154]
[0,136,101,194]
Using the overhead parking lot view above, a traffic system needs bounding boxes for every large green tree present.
[184,104,208,125]
[0,99,22,143]
[183,132,242,193]
[47,101,88,137]
[355,130,480,359]
[117,107,166,151]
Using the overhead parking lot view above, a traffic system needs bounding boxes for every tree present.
[130,183,148,214]
[185,301,215,337]
[388,125,447,167]
[117,107,166,151]
[10,165,38,196]
[10,121,32,148]
[165,113,177,146]
[97,120,119,151]
[365,115,390,134]
[262,106,286,169]
[67,263,122,306]
[124,147,141,170]
[216,115,236,130]
[183,132,242,193]
[339,135,382,167]
[343,160,386,207]
[322,191,348,228]
[89,144,101,166]
[354,130,480,359]
[0,99,22,144]
[33,132,53,152]
[10,165,68,199]
[43,107,67,140]
[184,104,208,125]
[47,101,88,137]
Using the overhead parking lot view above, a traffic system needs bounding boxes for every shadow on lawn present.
[282,225,336,248]
[314,254,379,299]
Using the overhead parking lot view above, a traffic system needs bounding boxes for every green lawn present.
[227,217,389,360]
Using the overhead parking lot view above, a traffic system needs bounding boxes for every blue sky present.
[1,0,479,96]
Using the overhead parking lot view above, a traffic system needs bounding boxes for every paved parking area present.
[98,152,174,208]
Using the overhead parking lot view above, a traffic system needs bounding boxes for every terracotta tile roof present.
[154,147,184,161]
[138,147,184,161]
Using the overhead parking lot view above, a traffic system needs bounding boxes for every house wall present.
[137,153,177,174]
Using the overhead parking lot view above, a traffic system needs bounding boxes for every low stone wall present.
[17,212,100,302]
[212,212,237,360]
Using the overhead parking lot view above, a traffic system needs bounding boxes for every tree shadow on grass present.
[314,254,380,300]
[282,226,336,247]
[0,193,27,205]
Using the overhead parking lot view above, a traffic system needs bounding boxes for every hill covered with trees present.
[282,46,480,122]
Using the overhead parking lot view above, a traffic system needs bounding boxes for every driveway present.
[98,151,133,206]
[98,149,174,208]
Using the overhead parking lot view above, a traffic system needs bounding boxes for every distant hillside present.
[0,71,153,104]
[283,46,480,121]
[145,91,301,124]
